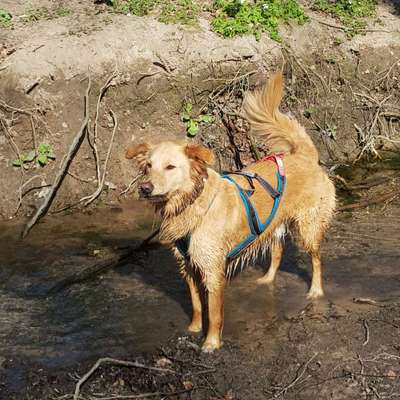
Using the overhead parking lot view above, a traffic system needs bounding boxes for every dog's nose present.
[139,181,154,196]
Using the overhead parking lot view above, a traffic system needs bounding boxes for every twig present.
[119,173,143,196]
[21,76,91,238]
[362,320,370,346]
[46,228,160,295]
[338,191,398,211]
[73,357,176,400]
[88,70,118,188]
[30,115,37,158]
[0,114,24,171]
[273,353,318,398]
[353,297,381,307]
[80,110,118,206]
[87,388,194,400]
[14,174,45,216]
[312,17,395,33]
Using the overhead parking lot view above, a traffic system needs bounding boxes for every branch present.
[73,357,176,400]
[338,191,398,211]
[46,228,159,295]
[21,76,91,238]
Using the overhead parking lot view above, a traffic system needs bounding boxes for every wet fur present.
[126,72,336,352]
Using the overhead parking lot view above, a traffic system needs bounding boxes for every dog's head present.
[126,141,214,214]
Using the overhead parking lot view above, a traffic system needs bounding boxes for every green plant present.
[159,0,199,25]
[13,143,56,167]
[0,8,12,27]
[181,101,213,137]
[110,0,159,16]
[56,7,72,17]
[314,0,376,36]
[211,0,308,41]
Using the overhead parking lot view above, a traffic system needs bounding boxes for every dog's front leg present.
[202,278,225,353]
[186,275,203,333]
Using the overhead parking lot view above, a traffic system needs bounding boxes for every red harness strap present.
[260,153,285,176]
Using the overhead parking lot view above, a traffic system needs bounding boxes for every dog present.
[125,72,336,352]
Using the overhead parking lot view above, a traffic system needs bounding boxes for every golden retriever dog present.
[126,72,336,352]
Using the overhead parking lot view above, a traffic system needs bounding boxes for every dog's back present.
[240,73,335,238]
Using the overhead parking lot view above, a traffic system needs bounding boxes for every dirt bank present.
[0,1,400,219]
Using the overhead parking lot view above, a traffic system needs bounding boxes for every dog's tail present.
[243,72,318,160]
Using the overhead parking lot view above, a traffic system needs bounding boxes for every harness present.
[175,154,286,262]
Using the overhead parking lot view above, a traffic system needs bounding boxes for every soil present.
[1,174,400,399]
[1,2,400,399]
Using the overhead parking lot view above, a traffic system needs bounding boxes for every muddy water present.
[1,199,400,390]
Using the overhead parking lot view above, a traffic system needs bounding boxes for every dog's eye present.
[165,165,176,170]
[146,162,152,169]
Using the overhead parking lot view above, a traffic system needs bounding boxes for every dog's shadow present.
[117,237,312,321]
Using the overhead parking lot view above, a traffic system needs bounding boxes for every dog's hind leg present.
[186,276,203,333]
[256,240,283,285]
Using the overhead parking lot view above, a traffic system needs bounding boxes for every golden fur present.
[126,72,336,352]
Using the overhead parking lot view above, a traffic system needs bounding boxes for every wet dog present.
[125,72,336,352]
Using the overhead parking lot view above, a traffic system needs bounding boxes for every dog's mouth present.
[140,193,167,203]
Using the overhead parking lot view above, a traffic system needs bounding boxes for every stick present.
[345,176,391,191]
[273,353,318,398]
[73,357,176,400]
[46,228,159,296]
[312,17,395,33]
[21,76,91,238]
[338,191,398,211]
[362,320,370,346]
[87,389,194,400]
[353,297,381,306]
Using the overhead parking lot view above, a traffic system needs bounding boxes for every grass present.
[109,0,200,24]
[22,6,72,22]
[211,0,308,41]
[314,0,377,36]
[159,0,199,25]
[104,0,377,40]
[0,8,12,27]
[109,0,158,16]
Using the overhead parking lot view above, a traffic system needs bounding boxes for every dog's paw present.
[187,322,202,334]
[201,338,222,353]
[256,275,275,285]
[307,287,324,300]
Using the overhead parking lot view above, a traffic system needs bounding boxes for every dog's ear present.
[184,144,214,166]
[125,143,150,160]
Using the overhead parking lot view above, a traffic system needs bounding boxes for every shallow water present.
[1,199,400,391]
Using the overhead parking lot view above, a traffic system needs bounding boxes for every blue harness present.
[176,155,286,261]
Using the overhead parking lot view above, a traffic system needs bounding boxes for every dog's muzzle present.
[138,181,154,198]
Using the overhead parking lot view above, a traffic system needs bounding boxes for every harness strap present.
[174,154,286,261]
[221,175,262,236]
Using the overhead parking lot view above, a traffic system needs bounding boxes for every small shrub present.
[181,101,213,137]
[13,143,56,168]
[211,0,308,41]
[0,8,12,27]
